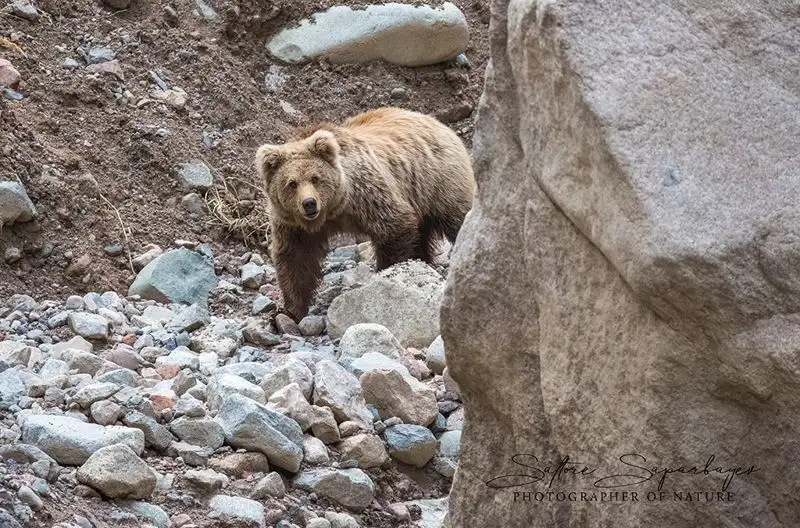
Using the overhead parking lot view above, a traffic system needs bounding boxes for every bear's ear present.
[309,130,340,164]
[255,144,285,184]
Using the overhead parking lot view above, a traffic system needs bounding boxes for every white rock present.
[340,352,411,379]
[21,414,145,465]
[71,382,121,408]
[292,468,375,510]
[240,262,269,289]
[266,3,468,67]
[338,323,403,359]
[0,341,32,367]
[0,368,25,407]
[154,347,200,372]
[68,313,110,340]
[338,434,389,469]
[184,468,229,493]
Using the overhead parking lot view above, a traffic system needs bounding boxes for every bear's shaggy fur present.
[255,107,475,320]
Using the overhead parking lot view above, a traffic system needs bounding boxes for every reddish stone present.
[156,363,180,380]
[0,59,20,88]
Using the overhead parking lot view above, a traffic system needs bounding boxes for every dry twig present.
[97,190,135,274]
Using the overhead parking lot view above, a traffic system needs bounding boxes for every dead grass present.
[204,173,272,252]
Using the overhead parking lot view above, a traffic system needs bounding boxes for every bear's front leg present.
[271,222,328,321]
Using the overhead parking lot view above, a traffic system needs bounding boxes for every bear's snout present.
[302,197,318,217]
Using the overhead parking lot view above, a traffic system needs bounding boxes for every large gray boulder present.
[327,261,444,348]
[266,3,468,67]
[21,415,145,465]
[442,1,800,527]
[128,248,217,305]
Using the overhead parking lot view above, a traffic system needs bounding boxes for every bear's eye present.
[311,176,319,184]
[288,180,297,189]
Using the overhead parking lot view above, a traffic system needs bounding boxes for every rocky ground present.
[0,242,464,528]
[0,0,486,527]
[0,0,489,301]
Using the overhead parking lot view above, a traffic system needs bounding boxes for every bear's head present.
[255,130,347,232]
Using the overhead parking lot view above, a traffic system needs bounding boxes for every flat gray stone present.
[71,382,121,408]
[68,313,109,340]
[207,374,266,411]
[128,248,217,306]
[166,303,210,333]
[176,160,213,190]
[87,47,115,64]
[208,495,265,528]
[21,414,145,465]
[169,417,224,450]
[96,368,139,387]
[292,468,375,510]
[120,501,170,528]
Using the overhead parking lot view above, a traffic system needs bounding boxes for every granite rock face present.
[441,1,800,527]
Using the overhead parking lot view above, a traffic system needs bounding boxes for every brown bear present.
[255,107,475,320]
